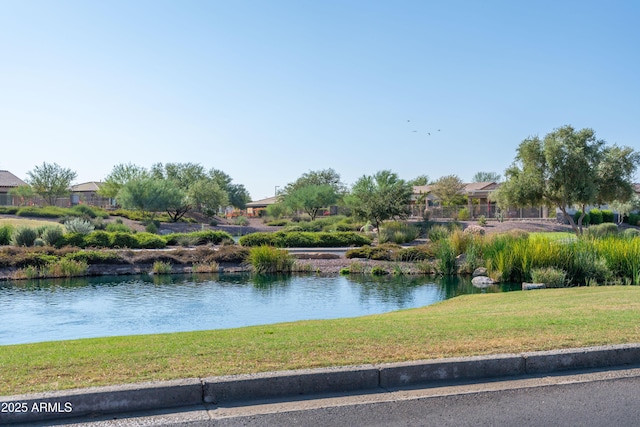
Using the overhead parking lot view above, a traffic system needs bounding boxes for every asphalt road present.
[30,365,640,427]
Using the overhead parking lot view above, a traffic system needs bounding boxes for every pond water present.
[0,274,519,345]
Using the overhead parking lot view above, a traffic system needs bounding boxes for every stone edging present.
[2,343,640,424]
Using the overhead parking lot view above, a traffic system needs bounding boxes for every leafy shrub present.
[11,227,38,247]
[378,221,420,244]
[530,267,567,288]
[345,244,401,261]
[234,216,249,226]
[71,204,108,219]
[164,230,234,246]
[105,223,132,233]
[587,223,618,239]
[16,206,68,218]
[33,238,45,247]
[457,208,470,221]
[428,225,449,242]
[478,215,487,226]
[601,209,615,223]
[136,232,167,249]
[628,213,640,226]
[239,231,370,248]
[110,232,139,248]
[464,225,485,236]
[83,231,112,248]
[0,225,13,245]
[152,261,173,274]
[64,218,95,235]
[56,232,86,248]
[145,222,158,234]
[64,250,124,264]
[623,228,640,238]
[247,246,294,273]
[39,225,64,246]
[589,208,603,225]
[0,207,19,215]
[371,266,389,276]
[574,210,591,226]
[266,219,289,226]
[450,229,472,255]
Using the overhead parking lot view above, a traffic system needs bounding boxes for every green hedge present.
[589,209,603,225]
[602,209,614,223]
[163,230,234,246]
[239,231,371,248]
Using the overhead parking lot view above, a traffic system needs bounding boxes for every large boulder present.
[471,276,496,288]
[472,267,488,277]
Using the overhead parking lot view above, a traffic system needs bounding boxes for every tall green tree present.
[284,184,339,221]
[209,169,251,209]
[494,125,640,235]
[345,170,412,235]
[99,163,149,199]
[408,175,430,186]
[284,168,346,195]
[117,177,183,220]
[151,163,208,221]
[188,179,228,218]
[430,175,467,206]
[26,162,77,205]
[472,171,501,183]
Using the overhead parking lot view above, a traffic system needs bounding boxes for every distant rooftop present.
[0,170,27,188]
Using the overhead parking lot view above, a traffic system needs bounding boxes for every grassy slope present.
[2,286,640,396]
[0,218,60,229]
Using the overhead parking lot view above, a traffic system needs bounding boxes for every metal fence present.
[414,204,548,220]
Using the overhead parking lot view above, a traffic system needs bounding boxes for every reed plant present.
[192,262,220,273]
[152,261,173,275]
[45,259,89,278]
[247,246,295,274]
[435,239,457,275]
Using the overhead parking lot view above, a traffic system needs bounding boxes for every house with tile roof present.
[0,170,28,206]
[70,182,114,208]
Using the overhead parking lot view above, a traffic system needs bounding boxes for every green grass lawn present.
[0,217,60,229]
[2,286,640,396]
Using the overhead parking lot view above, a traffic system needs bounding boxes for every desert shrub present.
[478,215,487,226]
[64,218,95,235]
[378,221,420,244]
[416,259,435,274]
[110,232,140,249]
[83,231,111,248]
[601,209,614,223]
[428,225,449,242]
[11,227,38,247]
[152,261,173,275]
[587,223,618,239]
[64,250,124,264]
[39,225,65,246]
[16,206,68,218]
[106,222,132,233]
[435,240,457,276]
[0,207,19,215]
[457,208,470,221]
[33,238,45,247]
[136,232,167,249]
[464,225,485,236]
[240,231,369,248]
[333,219,362,232]
[530,267,567,288]
[71,204,108,219]
[234,216,249,226]
[145,222,158,234]
[164,230,234,246]
[0,225,13,245]
[574,210,591,227]
[623,228,640,238]
[56,233,86,248]
[589,208,603,225]
[247,246,294,273]
[266,219,289,226]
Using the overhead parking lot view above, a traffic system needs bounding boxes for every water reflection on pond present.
[0,274,519,345]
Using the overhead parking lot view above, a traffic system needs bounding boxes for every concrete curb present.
[2,343,640,424]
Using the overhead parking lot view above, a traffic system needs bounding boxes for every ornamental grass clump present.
[435,239,457,276]
[152,261,173,275]
[64,218,95,235]
[247,246,295,274]
[530,267,567,288]
[378,221,420,244]
[11,226,37,247]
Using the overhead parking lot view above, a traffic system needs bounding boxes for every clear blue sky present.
[1,1,638,200]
